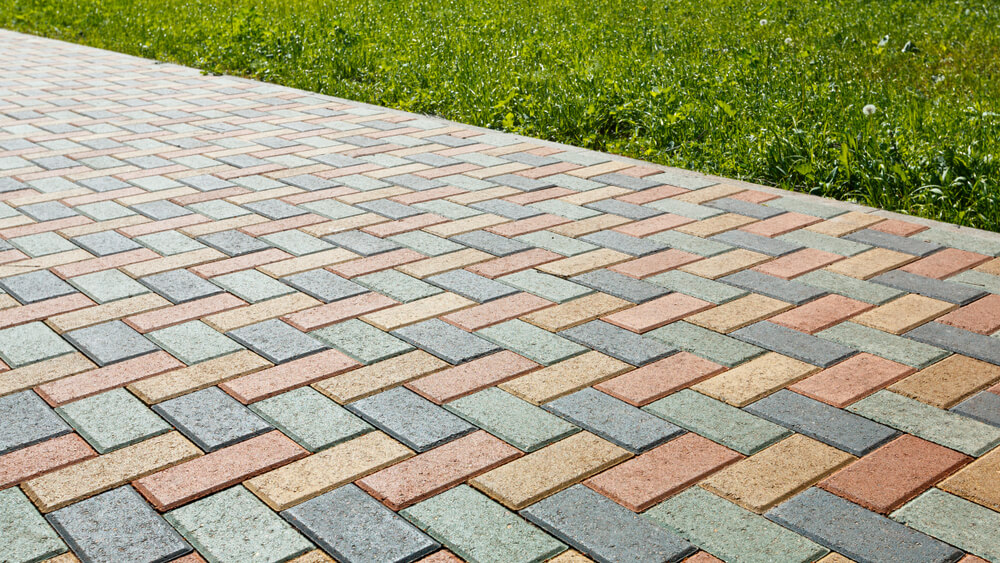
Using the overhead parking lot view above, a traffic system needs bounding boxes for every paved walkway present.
[2,29,1000,563]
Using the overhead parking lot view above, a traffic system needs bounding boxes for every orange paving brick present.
[559,186,631,206]
[819,434,970,514]
[220,349,359,404]
[824,248,917,279]
[678,249,772,279]
[49,248,159,278]
[357,431,523,510]
[123,293,246,333]
[584,433,742,511]
[612,214,693,237]
[595,352,726,406]
[120,248,226,278]
[314,350,448,403]
[684,294,792,333]
[692,352,819,407]
[888,355,1000,409]
[202,292,321,332]
[498,352,632,405]
[0,434,97,490]
[752,248,843,279]
[852,293,956,335]
[440,293,552,332]
[35,352,184,406]
[898,247,991,279]
[601,293,712,333]
[127,350,271,404]
[938,446,1000,512]
[406,351,540,404]
[788,353,915,408]
[465,248,562,279]
[46,293,171,333]
[974,257,1000,275]
[768,294,874,334]
[133,431,308,510]
[362,214,447,237]
[607,249,702,279]
[938,294,1000,335]
[522,293,632,332]
[282,292,397,331]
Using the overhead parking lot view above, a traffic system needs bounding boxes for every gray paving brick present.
[544,388,683,453]
[490,174,554,191]
[76,201,136,222]
[400,485,566,563]
[414,199,482,220]
[301,199,364,220]
[9,232,80,257]
[131,200,192,220]
[842,229,944,257]
[818,322,949,369]
[197,229,271,256]
[323,230,402,256]
[648,230,733,257]
[744,390,898,456]
[470,199,543,220]
[915,227,1000,257]
[528,199,602,220]
[65,320,160,366]
[710,230,804,257]
[250,387,372,452]
[584,199,662,220]
[645,389,790,455]
[445,387,579,452]
[644,198,724,221]
[282,269,367,303]
[765,487,962,563]
[905,322,1000,365]
[227,319,326,364]
[140,269,224,304]
[477,320,587,366]
[0,390,71,455]
[580,230,668,257]
[646,270,748,304]
[705,198,785,219]
[950,391,1000,428]
[647,321,765,367]
[732,322,856,368]
[56,388,171,454]
[590,172,660,190]
[521,485,695,563]
[498,270,594,303]
[0,487,67,563]
[561,320,676,366]
[870,270,987,305]
[347,387,475,452]
[260,230,334,256]
[796,270,905,305]
[428,269,520,303]
[570,269,668,303]
[949,270,1000,295]
[69,269,149,303]
[154,387,272,452]
[778,229,872,256]
[891,489,1000,561]
[383,173,446,192]
[516,231,598,256]
[720,270,827,305]
[357,198,423,219]
[451,230,532,256]
[135,230,206,255]
[71,230,142,256]
[165,486,313,563]
[282,484,438,563]
[19,201,77,221]
[243,199,306,220]
[356,270,444,302]
[313,319,414,364]
[0,270,78,304]
[764,196,846,219]
[390,230,465,256]
[211,269,295,303]
[392,319,501,365]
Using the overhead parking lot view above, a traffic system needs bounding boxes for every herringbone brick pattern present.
[2,30,1000,563]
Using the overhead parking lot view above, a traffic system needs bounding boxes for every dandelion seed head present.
[863,104,877,116]
[785,37,793,45]
[759,19,768,25]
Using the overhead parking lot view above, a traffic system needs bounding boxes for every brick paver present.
[1,29,999,562]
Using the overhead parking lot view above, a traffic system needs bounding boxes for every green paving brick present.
[647,321,765,367]
[400,485,566,563]
[891,488,1000,562]
[498,270,593,304]
[355,270,444,303]
[312,319,414,364]
[476,320,587,366]
[915,227,1000,256]
[249,386,373,452]
[444,387,580,452]
[9,232,79,257]
[55,388,171,453]
[165,486,313,563]
[817,322,948,368]
[644,389,790,455]
[211,270,296,303]
[847,390,1000,456]
[300,199,365,219]
[778,230,871,256]
[648,230,733,257]
[148,320,245,365]
[515,231,597,257]
[135,230,206,255]
[0,487,67,563]
[949,270,1000,295]
[764,197,846,219]
[796,270,905,305]
[0,321,76,368]
[645,487,828,563]
[646,270,748,304]
[389,230,465,257]
[69,269,150,303]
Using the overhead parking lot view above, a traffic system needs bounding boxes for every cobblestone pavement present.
[2,29,1000,563]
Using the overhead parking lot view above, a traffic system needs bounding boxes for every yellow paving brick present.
[975,257,1000,275]
[22,431,201,512]
[179,214,268,237]
[521,293,633,332]
[128,350,273,404]
[548,214,632,238]
[203,292,321,332]
[806,211,883,237]
[852,294,956,335]
[678,249,772,280]
[559,186,631,206]
[245,431,414,511]
[0,353,95,397]
[300,213,387,237]
[396,248,491,279]
[548,551,594,563]
[469,432,631,509]
[58,215,149,238]
[536,249,632,277]
[360,292,474,331]
[685,293,793,333]
[446,186,521,205]
[338,186,411,204]
[313,350,448,403]
[0,250,92,278]
[120,248,226,277]
[824,248,917,280]
[938,446,1000,511]
[692,352,819,406]
[499,351,632,404]
[256,248,358,278]
[672,183,744,204]
[675,213,757,238]
[423,214,509,238]
[700,434,855,513]
[47,294,170,333]
[888,355,1000,409]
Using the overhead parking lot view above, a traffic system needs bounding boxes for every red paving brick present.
[608,249,702,279]
[595,352,726,406]
[788,353,916,408]
[601,293,712,333]
[751,248,842,279]
[440,293,553,331]
[406,351,540,404]
[0,434,97,489]
[936,294,1000,335]
[768,294,874,334]
[35,352,185,406]
[282,292,397,331]
[898,247,991,279]
[220,349,359,403]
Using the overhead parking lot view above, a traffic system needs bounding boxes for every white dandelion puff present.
[863,104,877,116]
[759,19,768,25]
[785,37,793,45]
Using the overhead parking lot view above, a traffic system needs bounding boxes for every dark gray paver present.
[139,269,224,304]
[580,230,667,257]
[250,387,373,452]
[520,485,695,563]
[197,230,271,256]
[0,270,77,304]
[710,230,804,257]
[731,322,856,368]
[281,484,439,563]
[64,320,160,366]
[765,488,962,563]
[347,387,476,452]
[744,390,898,456]
[451,230,533,257]
[227,319,327,364]
[570,270,669,303]
[870,270,987,305]
[719,270,827,305]
[951,391,1000,427]
[905,322,1000,365]
[153,387,273,452]
[843,229,944,257]
[561,320,677,366]
[282,269,367,303]
[0,390,71,455]
[324,230,402,256]
[392,319,500,364]
[71,230,142,256]
[427,269,519,303]
[543,388,684,453]
[47,486,191,563]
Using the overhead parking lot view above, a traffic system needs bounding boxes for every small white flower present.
[785,37,793,45]
[863,104,877,116]
[759,19,768,25]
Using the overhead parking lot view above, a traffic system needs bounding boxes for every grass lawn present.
[3,0,999,230]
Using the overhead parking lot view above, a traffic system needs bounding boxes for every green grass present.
[4,0,1000,230]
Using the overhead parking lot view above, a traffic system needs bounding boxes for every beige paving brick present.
[203,292,321,332]
[806,211,883,237]
[536,249,632,277]
[685,294,793,333]
[128,350,272,404]
[675,213,757,237]
[244,431,414,511]
[548,214,632,238]
[120,248,226,278]
[313,350,448,403]
[679,249,772,279]
[0,353,94,397]
[469,432,631,509]
[521,293,632,332]
[179,214,268,237]
[0,250,93,278]
[692,352,820,406]
[423,214,509,238]
[889,355,1000,409]
[700,433,855,513]
[22,432,201,512]
[300,213,388,237]
[824,248,917,279]
[46,293,170,333]
[938,447,1000,512]
[256,248,359,278]
[396,248,491,279]
[498,351,631,404]
[58,215,149,238]
[361,292,475,331]
[672,183,744,204]
[558,186,631,205]
[852,294,957,335]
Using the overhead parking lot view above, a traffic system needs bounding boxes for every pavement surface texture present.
[2,29,1000,563]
